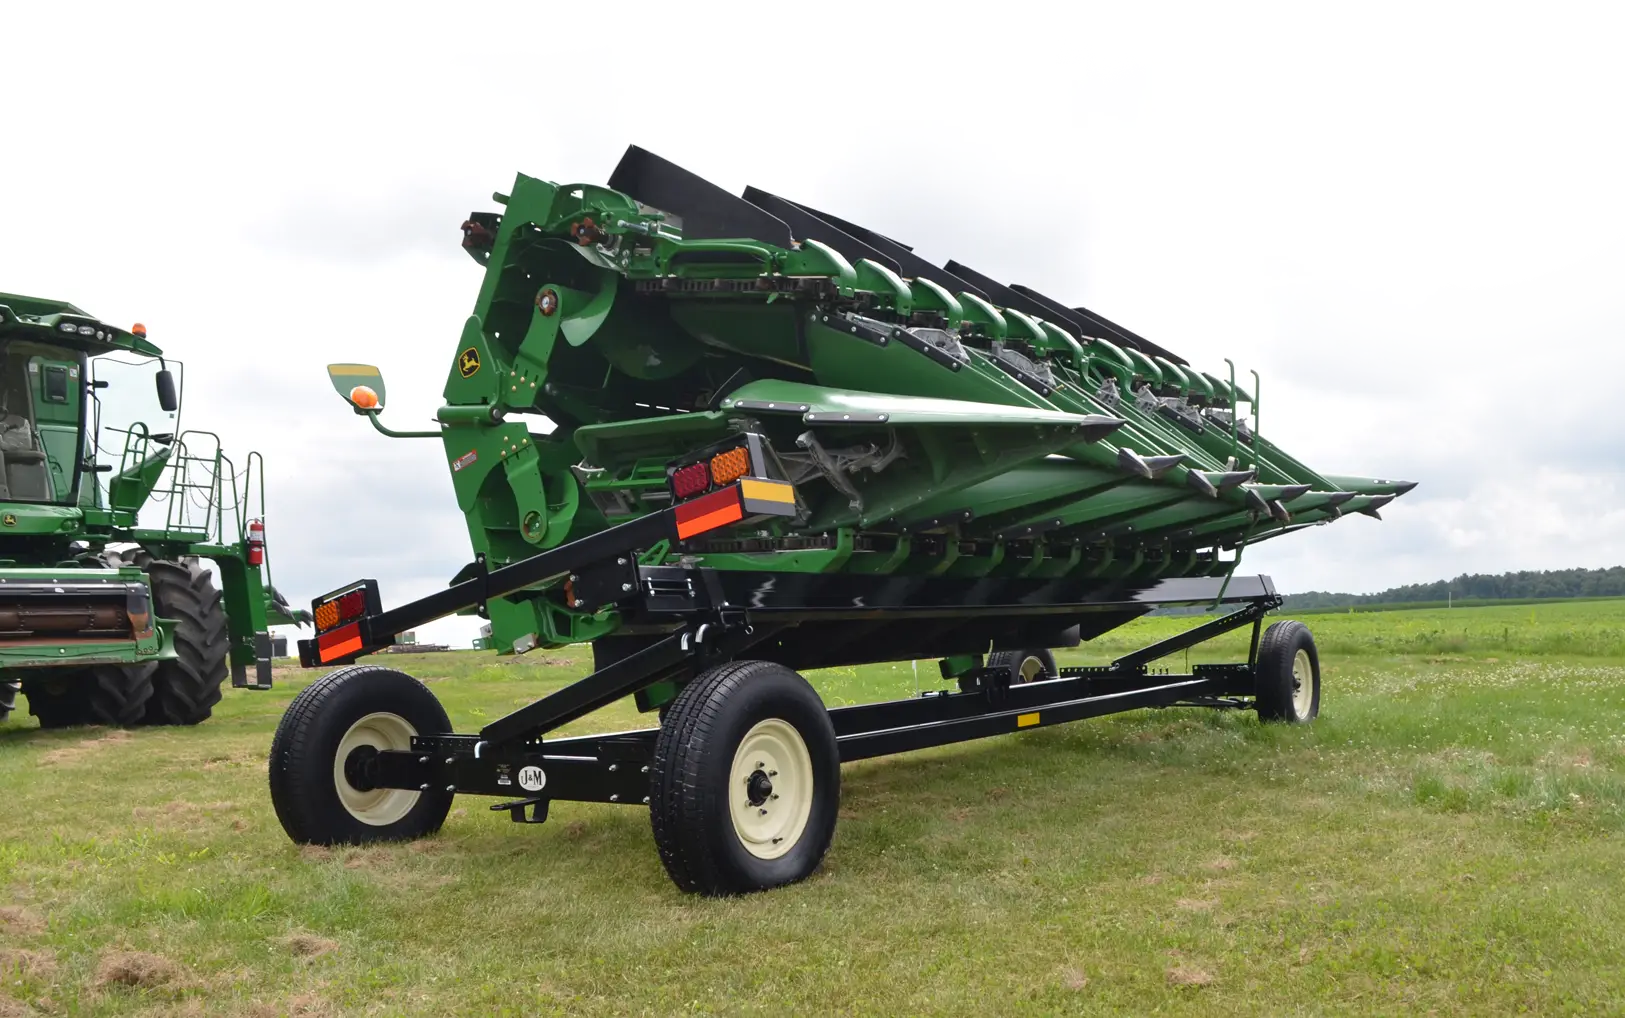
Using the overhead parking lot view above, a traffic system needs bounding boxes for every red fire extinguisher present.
[246,518,265,567]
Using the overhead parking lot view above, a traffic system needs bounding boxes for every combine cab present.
[0,292,305,728]
[271,147,1413,894]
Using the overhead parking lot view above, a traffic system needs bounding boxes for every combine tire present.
[125,552,230,726]
[20,665,154,729]
[268,665,454,845]
[650,660,840,896]
[1255,620,1320,723]
[987,647,1057,685]
[0,678,17,723]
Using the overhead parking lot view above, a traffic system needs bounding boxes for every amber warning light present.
[311,579,383,664]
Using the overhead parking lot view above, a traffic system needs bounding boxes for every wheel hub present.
[342,745,379,793]
[729,718,814,861]
[745,770,774,806]
[333,711,421,826]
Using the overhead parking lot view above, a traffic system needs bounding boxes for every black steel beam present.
[1108,597,1280,672]
[365,508,676,647]
[478,622,783,746]
[836,676,1223,762]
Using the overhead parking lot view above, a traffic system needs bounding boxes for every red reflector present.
[674,485,743,540]
[317,622,363,662]
[671,462,709,500]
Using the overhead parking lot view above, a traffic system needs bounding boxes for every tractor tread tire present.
[23,665,155,728]
[127,551,231,726]
[650,659,840,897]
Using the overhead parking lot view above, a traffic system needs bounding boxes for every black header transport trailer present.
[272,481,1321,896]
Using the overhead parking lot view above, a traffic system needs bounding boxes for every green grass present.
[3,599,1625,1015]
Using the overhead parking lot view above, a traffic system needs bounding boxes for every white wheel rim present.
[334,711,420,826]
[729,718,814,860]
[1017,655,1046,683]
[1291,649,1313,716]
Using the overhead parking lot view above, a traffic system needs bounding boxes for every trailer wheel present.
[268,665,454,845]
[988,647,1057,684]
[1255,620,1320,723]
[0,678,16,724]
[650,660,840,896]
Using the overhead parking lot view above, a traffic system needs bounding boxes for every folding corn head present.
[279,147,1414,894]
[324,145,1413,661]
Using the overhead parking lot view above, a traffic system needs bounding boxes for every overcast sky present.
[4,3,1621,647]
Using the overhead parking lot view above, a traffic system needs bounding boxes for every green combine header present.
[0,292,305,728]
[272,147,1414,895]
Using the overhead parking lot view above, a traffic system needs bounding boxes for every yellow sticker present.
[1017,712,1040,728]
[458,347,482,378]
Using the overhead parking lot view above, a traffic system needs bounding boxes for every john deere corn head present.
[274,146,1413,895]
[0,292,306,730]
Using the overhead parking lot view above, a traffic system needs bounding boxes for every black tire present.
[268,665,454,845]
[650,660,841,896]
[19,673,85,728]
[20,665,154,728]
[1255,620,1320,723]
[125,552,230,726]
[987,647,1057,685]
[0,678,17,723]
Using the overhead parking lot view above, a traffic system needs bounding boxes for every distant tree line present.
[1283,566,1625,609]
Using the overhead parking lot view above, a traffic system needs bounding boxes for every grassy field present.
[3,600,1625,1016]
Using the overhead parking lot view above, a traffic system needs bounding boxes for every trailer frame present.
[284,483,1310,894]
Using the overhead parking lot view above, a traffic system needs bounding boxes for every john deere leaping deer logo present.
[458,347,482,378]
[1,514,15,527]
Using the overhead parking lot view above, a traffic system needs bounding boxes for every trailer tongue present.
[270,144,1407,896]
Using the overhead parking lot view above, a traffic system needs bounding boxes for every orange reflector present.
[1017,712,1040,728]
[710,447,749,486]
[131,323,147,337]
[318,622,363,663]
[674,485,744,540]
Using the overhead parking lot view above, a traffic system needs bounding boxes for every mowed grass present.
[3,600,1625,1016]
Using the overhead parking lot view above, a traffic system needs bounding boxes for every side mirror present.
[155,369,179,413]
[327,363,387,412]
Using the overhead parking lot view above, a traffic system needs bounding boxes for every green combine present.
[0,292,305,729]
[274,147,1414,895]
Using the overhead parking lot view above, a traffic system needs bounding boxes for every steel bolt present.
[642,796,650,804]
[768,770,778,777]
[445,785,456,793]
[608,763,618,772]
[445,757,454,765]
[640,765,649,774]
[418,755,429,765]
[617,558,627,566]
[758,808,768,815]
[419,783,431,792]
[609,794,619,802]
[621,582,634,592]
